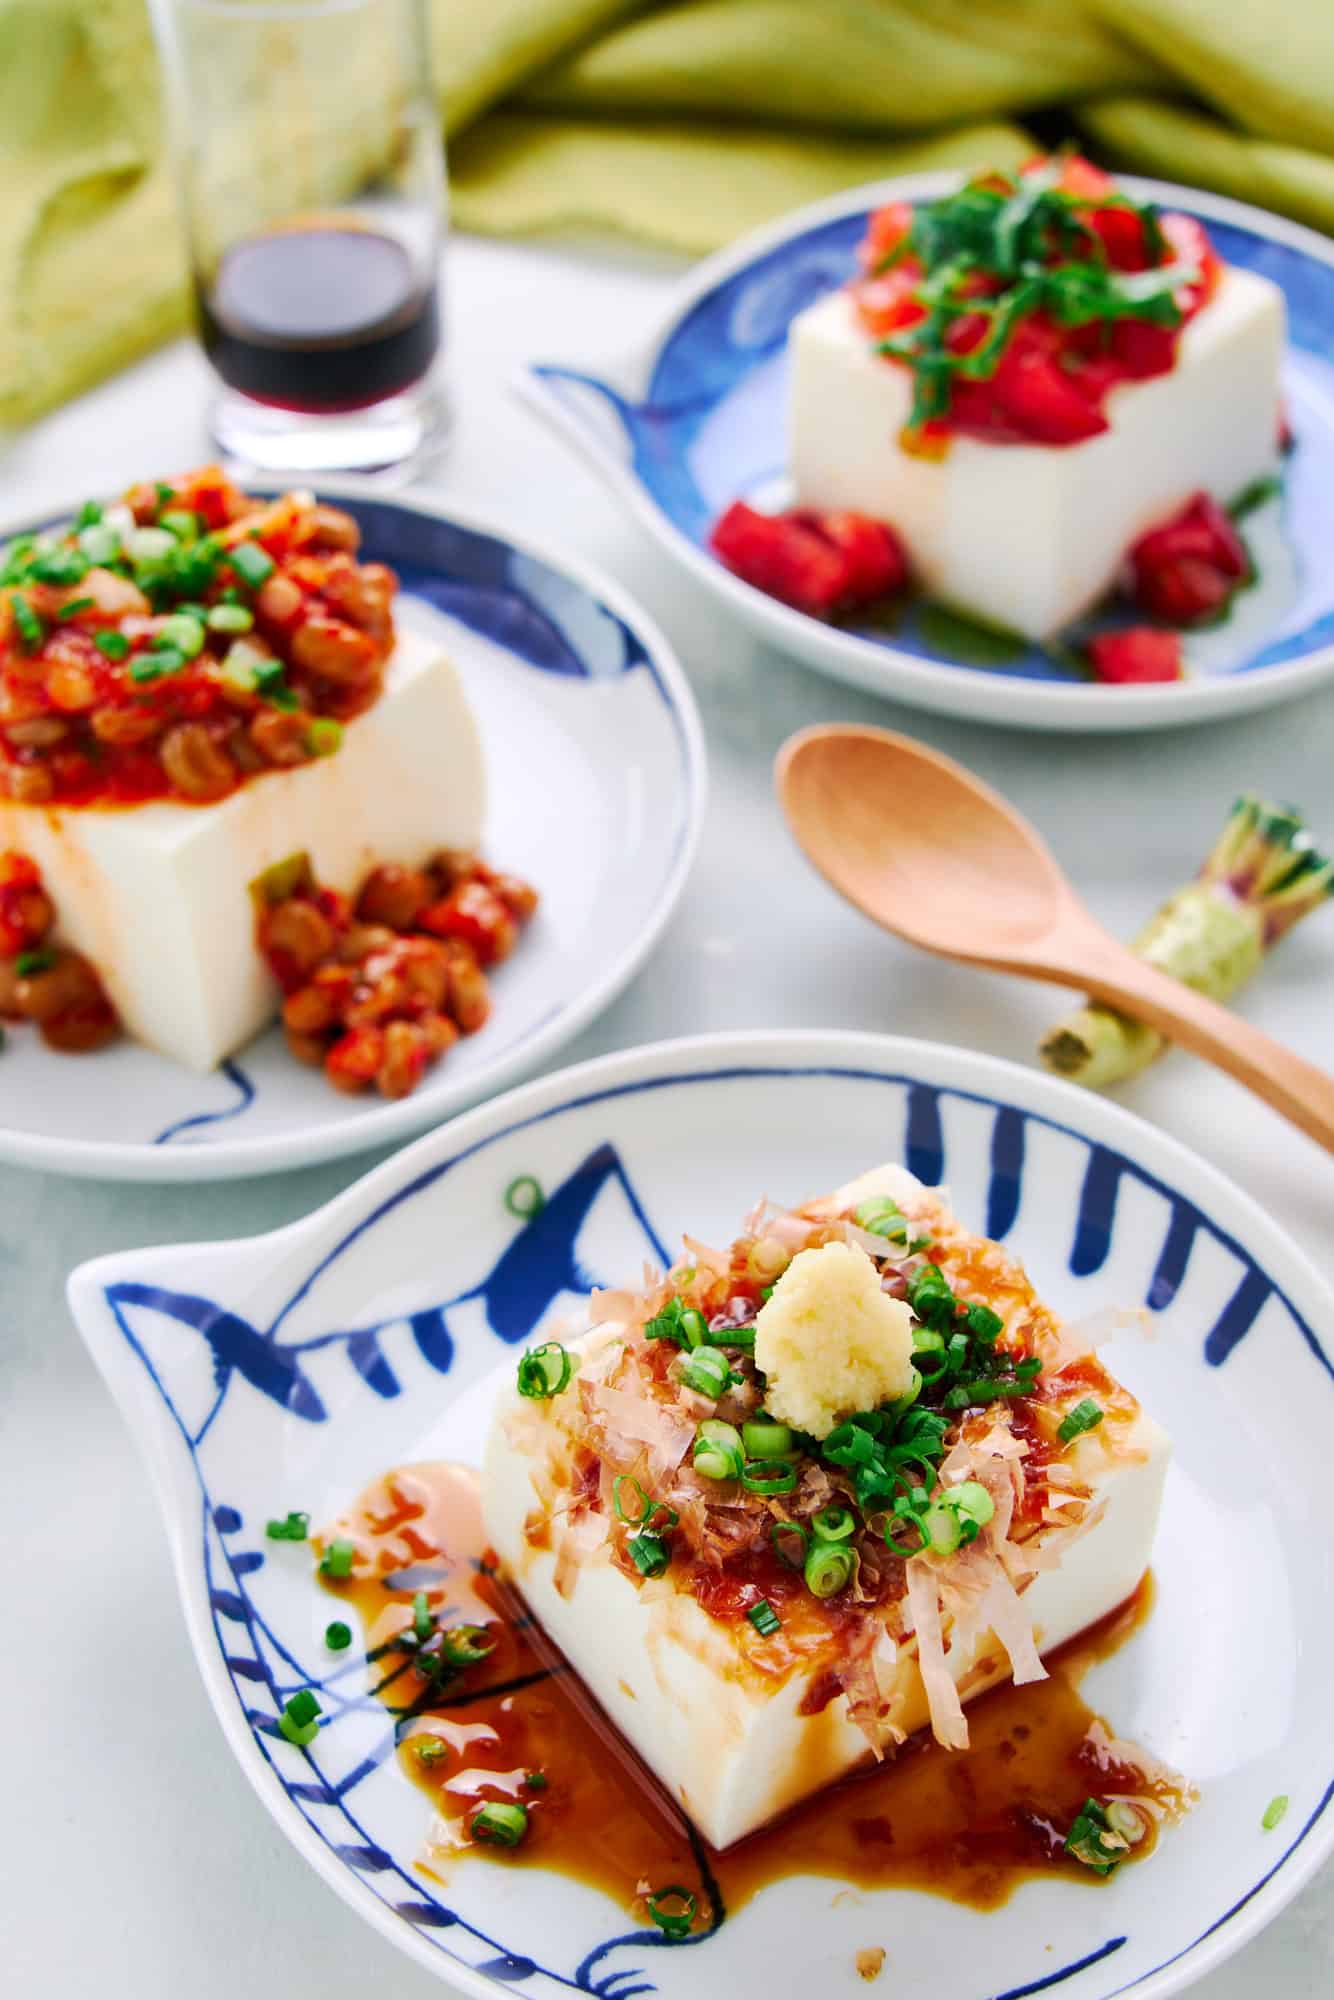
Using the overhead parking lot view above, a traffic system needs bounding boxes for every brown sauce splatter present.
[320,1463,1187,1934]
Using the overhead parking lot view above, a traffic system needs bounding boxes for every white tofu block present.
[788,268,1285,638]
[0,627,484,1071]
[484,1345,1170,1851]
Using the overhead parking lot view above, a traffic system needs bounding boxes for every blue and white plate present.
[0,486,704,1181]
[69,1030,1333,2000]
[520,175,1334,732]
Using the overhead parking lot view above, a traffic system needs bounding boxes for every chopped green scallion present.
[265,1510,310,1542]
[503,1173,545,1220]
[306,718,343,758]
[628,1531,671,1578]
[94,630,130,661]
[646,1886,697,1938]
[804,1540,858,1600]
[693,1420,745,1482]
[1262,1794,1289,1831]
[319,1538,356,1579]
[230,539,276,588]
[747,1599,781,1637]
[277,1688,322,1747]
[471,1801,529,1848]
[516,1341,573,1400]
[679,1345,733,1399]
[741,1418,794,1460]
[324,1620,353,1651]
[1057,1398,1105,1445]
[15,949,53,978]
[740,1459,798,1495]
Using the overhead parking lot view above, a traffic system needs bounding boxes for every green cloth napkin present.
[3,0,1332,430]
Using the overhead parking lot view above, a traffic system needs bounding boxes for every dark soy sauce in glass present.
[198,225,440,414]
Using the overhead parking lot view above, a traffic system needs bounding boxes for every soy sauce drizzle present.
[319,1463,1187,1936]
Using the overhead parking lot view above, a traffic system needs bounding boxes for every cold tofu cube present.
[483,1345,1170,1851]
[788,266,1285,639]
[0,626,483,1071]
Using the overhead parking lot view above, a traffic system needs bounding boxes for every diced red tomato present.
[852,266,927,339]
[1129,491,1249,623]
[809,512,908,600]
[858,201,913,274]
[1087,628,1184,684]
[709,502,908,618]
[1085,202,1153,272]
[1049,154,1114,200]
[1159,211,1223,313]
[991,330,1107,445]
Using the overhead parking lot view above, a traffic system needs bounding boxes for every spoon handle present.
[1062,928,1334,1154]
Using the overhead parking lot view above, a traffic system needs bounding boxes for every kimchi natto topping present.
[0,466,397,806]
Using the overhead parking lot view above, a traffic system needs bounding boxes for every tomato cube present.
[420,881,518,965]
[1087,628,1184,684]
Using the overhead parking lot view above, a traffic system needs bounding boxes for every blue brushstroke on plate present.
[101,1063,1332,1997]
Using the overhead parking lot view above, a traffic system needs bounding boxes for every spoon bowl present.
[775,726,1070,957]
[776,724,1334,1155]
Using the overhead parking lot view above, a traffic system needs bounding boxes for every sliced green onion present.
[677,1306,709,1349]
[15,949,53,977]
[1058,1398,1105,1444]
[1063,1797,1124,1874]
[679,1345,733,1399]
[694,1419,745,1481]
[126,526,177,564]
[741,1418,794,1460]
[646,1886,697,1938]
[718,1324,756,1350]
[231,539,276,587]
[770,1519,810,1568]
[516,1341,572,1400]
[907,1263,955,1323]
[278,1688,322,1746]
[628,1531,671,1579]
[740,1459,798,1495]
[644,1296,691,1346]
[947,1480,995,1531]
[265,1510,310,1541]
[920,1501,963,1556]
[93,629,130,661]
[810,1505,856,1544]
[324,1620,352,1651]
[612,1475,678,1531]
[805,1540,858,1599]
[503,1174,544,1220]
[28,546,89,585]
[11,594,44,651]
[57,595,95,621]
[855,1195,909,1243]
[77,524,121,566]
[524,1770,548,1791]
[965,1302,1004,1342]
[413,1590,434,1641]
[129,646,186,682]
[75,499,103,529]
[1262,1794,1289,1831]
[471,1801,528,1848]
[413,1734,448,1767]
[160,508,202,542]
[319,1538,356,1579]
[439,1624,495,1667]
[156,611,207,658]
[747,1598,781,1637]
[218,636,272,689]
[306,718,343,758]
[206,602,254,634]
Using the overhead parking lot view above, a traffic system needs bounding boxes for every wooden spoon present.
[776,723,1334,1154]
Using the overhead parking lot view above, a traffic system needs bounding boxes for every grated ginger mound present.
[753,1241,916,1441]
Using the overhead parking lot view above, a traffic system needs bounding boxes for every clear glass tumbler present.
[153,0,448,478]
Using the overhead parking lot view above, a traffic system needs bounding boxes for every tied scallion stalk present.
[1040,795,1332,1089]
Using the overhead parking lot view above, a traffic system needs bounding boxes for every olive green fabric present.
[2,0,1332,429]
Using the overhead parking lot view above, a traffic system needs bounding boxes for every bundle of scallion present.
[1039,795,1332,1089]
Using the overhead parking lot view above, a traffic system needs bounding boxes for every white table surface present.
[1,232,1331,1997]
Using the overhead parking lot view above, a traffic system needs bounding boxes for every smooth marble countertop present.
[1,232,1330,1998]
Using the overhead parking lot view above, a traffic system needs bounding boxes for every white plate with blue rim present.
[0,484,705,1181]
[518,173,1334,733]
[68,1028,1333,2000]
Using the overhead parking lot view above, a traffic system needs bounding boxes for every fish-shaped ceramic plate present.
[0,485,705,1180]
[520,175,1334,733]
[69,1030,1334,2000]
